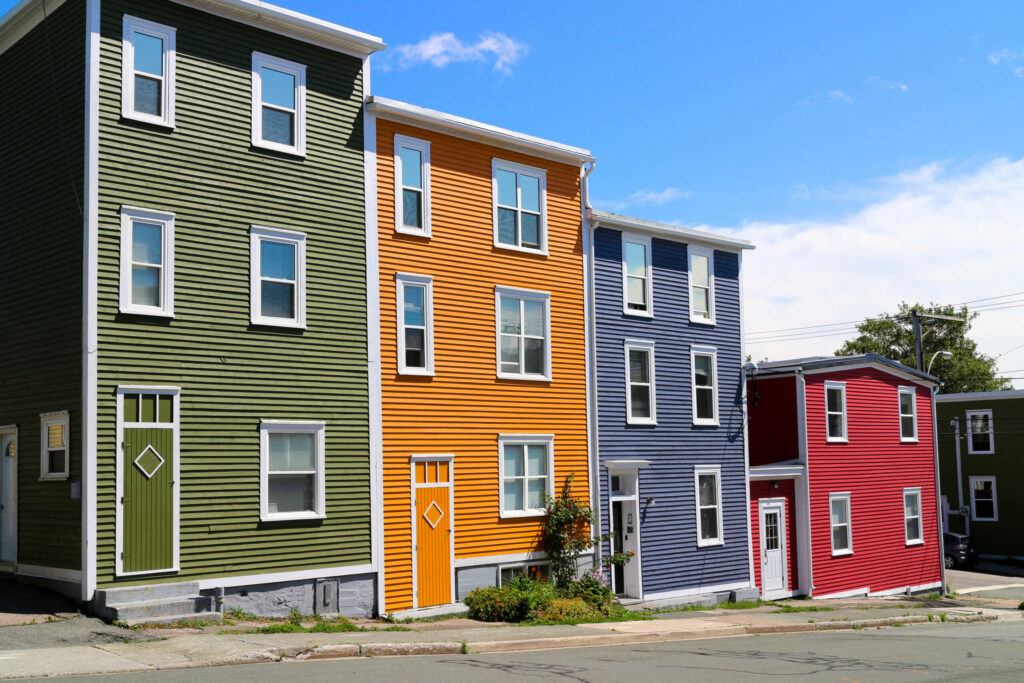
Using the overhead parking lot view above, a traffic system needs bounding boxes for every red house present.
[746,354,943,599]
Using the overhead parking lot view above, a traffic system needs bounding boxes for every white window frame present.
[969,475,998,522]
[498,434,554,519]
[688,245,715,325]
[251,52,306,156]
[624,339,656,425]
[825,381,848,443]
[39,411,70,481]
[966,409,994,454]
[494,286,552,381]
[898,386,918,443]
[394,135,431,237]
[903,487,923,545]
[121,15,176,128]
[491,159,548,255]
[259,420,326,522]
[690,346,719,426]
[250,226,306,329]
[694,466,724,547]
[119,206,174,317]
[499,561,551,585]
[829,492,853,556]
[396,273,434,376]
[621,233,653,317]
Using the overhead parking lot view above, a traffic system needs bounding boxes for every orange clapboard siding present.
[415,485,452,607]
[378,118,590,612]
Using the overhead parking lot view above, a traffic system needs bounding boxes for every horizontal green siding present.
[0,0,85,570]
[96,0,370,586]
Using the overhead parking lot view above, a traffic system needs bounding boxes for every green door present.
[123,426,175,573]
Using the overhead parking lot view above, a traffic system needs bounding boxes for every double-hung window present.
[625,340,656,424]
[396,273,434,375]
[829,492,852,555]
[688,246,714,324]
[119,207,174,317]
[39,411,69,480]
[691,346,719,425]
[499,435,553,517]
[825,382,847,442]
[966,410,994,454]
[969,476,997,521]
[903,487,923,544]
[898,386,918,442]
[252,52,306,155]
[695,467,723,546]
[496,287,551,380]
[622,234,653,316]
[260,421,325,521]
[394,135,431,236]
[250,226,306,328]
[122,15,175,127]
[493,160,546,253]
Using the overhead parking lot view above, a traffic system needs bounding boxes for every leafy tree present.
[835,302,1010,394]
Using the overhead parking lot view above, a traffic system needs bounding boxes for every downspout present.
[931,385,946,596]
[953,417,967,537]
[579,161,600,573]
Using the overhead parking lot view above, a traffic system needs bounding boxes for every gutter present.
[580,161,601,569]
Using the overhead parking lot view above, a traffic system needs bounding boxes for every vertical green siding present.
[96,0,370,586]
[123,426,174,573]
[0,1,85,570]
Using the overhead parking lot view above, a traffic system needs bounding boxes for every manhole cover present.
[423,501,444,528]
[134,445,165,479]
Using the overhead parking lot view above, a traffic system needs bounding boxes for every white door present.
[759,501,786,596]
[0,432,16,563]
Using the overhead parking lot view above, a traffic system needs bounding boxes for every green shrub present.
[563,570,615,605]
[1017,600,1024,611]
[531,597,592,622]
[464,576,556,622]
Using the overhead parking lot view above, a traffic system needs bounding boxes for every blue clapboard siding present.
[593,226,750,596]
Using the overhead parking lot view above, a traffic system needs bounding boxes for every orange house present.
[365,97,595,613]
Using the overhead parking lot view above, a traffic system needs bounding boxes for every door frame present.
[608,467,643,599]
[757,497,788,599]
[409,454,454,610]
[0,424,18,567]
[115,386,181,577]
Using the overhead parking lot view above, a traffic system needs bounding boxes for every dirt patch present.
[0,615,154,651]
[0,579,78,627]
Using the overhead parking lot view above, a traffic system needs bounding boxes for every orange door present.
[414,459,452,607]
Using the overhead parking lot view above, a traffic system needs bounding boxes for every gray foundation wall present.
[455,554,597,602]
[215,572,376,618]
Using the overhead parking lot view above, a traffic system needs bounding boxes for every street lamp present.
[927,350,953,375]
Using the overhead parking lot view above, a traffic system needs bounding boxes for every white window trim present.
[903,487,923,545]
[396,272,434,376]
[621,233,653,318]
[494,285,553,381]
[250,226,307,329]
[688,245,715,325]
[829,492,853,556]
[898,386,918,443]
[624,339,657,425]
[121,15,176,128]
[825,381,848,443]
[119,206,175,317]
[498,561,551,585]
[251,51,306,156]
[969,475,998,522]
[39,411,70,481]
[965,409,995,454]
[259,420,326,522]
[690,345,720,426]
[394,134,431,237]
[498,434,555,519]
[491,159,548,256]
[694,465,724,547]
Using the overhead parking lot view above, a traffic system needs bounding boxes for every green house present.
[935,390,1024,561]
[0,0,385,621]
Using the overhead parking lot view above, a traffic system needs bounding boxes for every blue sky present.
[6,0,1022,382]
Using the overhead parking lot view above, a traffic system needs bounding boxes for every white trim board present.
[452,550,551,569]
[589,209,754,252]
[867,581,942,597]
[17,564,82,583]
[812,586,869,600]
[936,389,1024,402]
[196,563,374,590]
[641,580,752,603]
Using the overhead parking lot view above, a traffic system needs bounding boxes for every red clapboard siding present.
[747,376,800,466]
[805,367,941,596]
[750,479,799,594]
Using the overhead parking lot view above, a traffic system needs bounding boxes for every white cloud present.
[827,90,854,104]
[1015,66,1024,78]
[868,76,908,92]
[700,159,1024,386]
[596,187,692,211]
[987,48,1019,65]
[389,31,528,76]
[797,90,854,106]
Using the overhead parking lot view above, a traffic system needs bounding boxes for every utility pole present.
[910,309,967,371]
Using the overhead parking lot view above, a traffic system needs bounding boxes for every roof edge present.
[588,209,754,251]
[367,96,595,165]
[755,354,938,386]
[935,389,1024,402]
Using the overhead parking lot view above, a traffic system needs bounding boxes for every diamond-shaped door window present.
[422,501,444,529]
[134,445,165,479]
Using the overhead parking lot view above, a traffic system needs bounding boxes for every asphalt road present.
[39,621,1024,682]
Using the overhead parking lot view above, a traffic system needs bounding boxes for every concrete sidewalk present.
[0,602,1019,679]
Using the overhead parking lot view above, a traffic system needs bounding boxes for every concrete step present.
[106,595,216,623]
[123,611,223,627]
[97,581,202,607]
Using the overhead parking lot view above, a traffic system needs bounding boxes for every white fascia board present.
[936,389,1024,402]
[588,209,754,252]
[801,362,938,387]
[366,96,594,165]
[0,0,69,56]
[749,464,805,480]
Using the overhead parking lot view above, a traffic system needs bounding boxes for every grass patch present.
[385,611,469,624]
[225,619,411,635]
[771,605,835,614]
[521,600,647,626]
[650,600,769,614]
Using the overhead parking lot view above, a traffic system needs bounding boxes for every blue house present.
[586,210,757,605]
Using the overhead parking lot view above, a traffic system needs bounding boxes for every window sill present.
[493,242,548,257]
[623,308,654,319]
[121,112,175,130]
[252,140,306,158]
[398,368,435,377]
[395,226,431,238]
[697,539,725,547]
[971,517,997,523]
[120,307,174,318]
[39,475,69,482]
[966,449,994,455]
[497,373,552,382]
[693,418,720,427]
[261,511,325,522]
[627,417,657,426]
[251,318,307,330]
[689,316,716,326]
[900,438,919,443]
[826,437,848,444]
[500,509,548,519]
[905,540,924,547]
[831,549,853,557]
